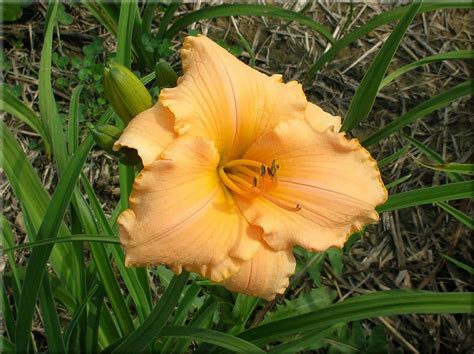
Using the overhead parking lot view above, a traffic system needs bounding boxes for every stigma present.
[218,158,301,212]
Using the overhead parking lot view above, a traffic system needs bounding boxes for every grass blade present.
[401,133,464,182]
[14,135,93,352]
[116,1,135,68]
[378,146,409,169]
[436,202,474,230]
[379,50,474,90]
[68,85,83,156]
[238,290,473,346]
[159,326,265,353]
[442,255,474,275]
[411,157,474,175]
[39,0,68,173]
[385,174,412,189]
[157,2,181,39]
[377,181,473,213]
[3,234,120,252]
[165,4,334,44]
[0,85,50,153]
[112,272,189,353]
[0,121,75,290]
[341,0,423,133]
[306,2,473,81]
[363,80,473,146]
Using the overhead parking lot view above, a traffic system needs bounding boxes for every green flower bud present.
[91,124,141,166]
[103,63,153,124]
[154,59,178,89]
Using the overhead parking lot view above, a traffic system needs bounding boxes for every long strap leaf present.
[306,2,473,81]
[165,4,334,44]
[377,181,473,213]
[341,0,423,132]
[238,290,473,346]
[363,80,473,146]
[111,272,189,353]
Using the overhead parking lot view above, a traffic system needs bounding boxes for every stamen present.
[262,194,301,212]
[228,174,256,190]
[223,159,264,169]
[259,164,266,177]
[218,167,253,197]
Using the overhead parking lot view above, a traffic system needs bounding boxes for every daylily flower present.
[115,35,387,300]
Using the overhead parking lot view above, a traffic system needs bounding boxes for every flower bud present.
[154,59,178,88]
[91,124,141,166]
[103,63,153,124]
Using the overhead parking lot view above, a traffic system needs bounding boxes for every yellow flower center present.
[218,159,301,212]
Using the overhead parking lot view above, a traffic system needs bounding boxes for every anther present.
[252,176,258,188]
[259,164,266,177]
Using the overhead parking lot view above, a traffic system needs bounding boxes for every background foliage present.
[1,1,473,353]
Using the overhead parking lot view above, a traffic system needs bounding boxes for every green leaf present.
[411,157,474,175]
[306,2,473,81]
[0,85,51,154]
[0,122,75,290]
[111,272,190,353]
[14,133,94,352]
[239,290,473,346]
[385,174,412,189]
[442,254,474,275]
[165,4,334,44]
[379,50,474,90]
[341,0,422,133]
[363,80,473,146]
[116,1,135,68]
[68,85,83,155]
[39,0,68,173]
[157,2,181,39]
[377,181,473,213]
[159,326,265,353]
[401,133,464,183]
[378,146,409,169]
[436,202,474,230]
[2,234,120,252]
[262,287,336,325]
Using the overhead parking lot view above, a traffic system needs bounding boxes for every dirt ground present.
[2,2,473,353]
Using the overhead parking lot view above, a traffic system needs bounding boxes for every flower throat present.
[218,159,301,212]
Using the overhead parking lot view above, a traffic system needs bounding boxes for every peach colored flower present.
[115,35,387,300]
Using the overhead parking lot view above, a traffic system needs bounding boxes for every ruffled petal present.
[220,242,295,300]
[236,118,388,252]
[114,102,176,166]
[119,136,262,282]
[160,35,307,163]
[305,102,341,133]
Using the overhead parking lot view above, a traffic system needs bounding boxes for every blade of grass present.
[171,297,219,353]
[0,121,75,290]
[159,326,265,353]
[157,1,182,39]
[377,181,473,213]
[0,85,51,154]
[111,272,189,353]
[64,284,99,350]
[385,174,412,189]
[81,174,152,321]
[39,277,66,353]
[306,2,473,81]
[363,80,473,146]
[165,4,334,44]
[401,133,464,183]
[67,85,83,156]
[442,255,474,275]
[14,134,94,352]
[378,146,409,168]
[436,202,474,230]
[341,0,423,133]
[3,234,120,252]
[379,50,474,90]
[80,1,117,36]
[411,158,474,175]
[238,290,473,346]
[39,0,68,173]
